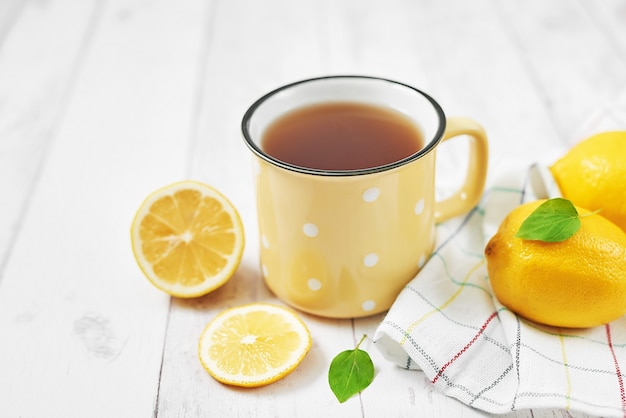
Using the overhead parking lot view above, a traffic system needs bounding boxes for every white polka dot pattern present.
[415,198,425,215]
[303,223,319,237]
[362,300,376,312]
[362,187,380,202]
[363,253,379,267]
[307,278,322,291]
[418,254,427,268]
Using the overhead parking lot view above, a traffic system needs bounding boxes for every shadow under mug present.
[242,76,488,318]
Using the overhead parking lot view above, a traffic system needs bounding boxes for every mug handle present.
[434,117,489,223]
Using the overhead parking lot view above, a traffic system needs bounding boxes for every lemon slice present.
[198,303,312,387]
[130,180,244,298]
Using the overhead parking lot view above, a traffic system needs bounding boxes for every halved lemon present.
[198,303,312,387]
[130,180,244,298]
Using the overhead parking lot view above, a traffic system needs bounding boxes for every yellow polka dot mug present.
[242,76,488,318]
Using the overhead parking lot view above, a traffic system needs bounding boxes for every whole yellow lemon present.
[485,200,626,328]
[550,131,626,232]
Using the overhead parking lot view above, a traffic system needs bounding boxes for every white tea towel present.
[374,160,626,417]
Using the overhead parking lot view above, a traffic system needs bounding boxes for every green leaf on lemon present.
[515,198,581,242]
[328,334,374,403]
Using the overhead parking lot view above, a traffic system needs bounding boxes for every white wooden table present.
[1,1,624,417]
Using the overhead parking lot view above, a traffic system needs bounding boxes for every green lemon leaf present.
[328,335,374,403]
[515,198,581,242]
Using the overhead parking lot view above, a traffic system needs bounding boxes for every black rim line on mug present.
[241,75,447,177]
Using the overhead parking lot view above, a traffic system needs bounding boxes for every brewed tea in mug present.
[261,102,425,170]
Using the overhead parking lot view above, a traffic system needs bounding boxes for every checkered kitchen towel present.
[374,159,626,417]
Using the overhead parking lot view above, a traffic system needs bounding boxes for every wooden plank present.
[580,0,626,60]
[0,0,204,416]
[0,0,26,45]
[573,0,626,140]
[0,0,98,275]
[156,0,365,416]
[494,0,626,143]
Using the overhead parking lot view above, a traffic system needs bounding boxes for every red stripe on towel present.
[432,311,498,384]
[606,324,626,418]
